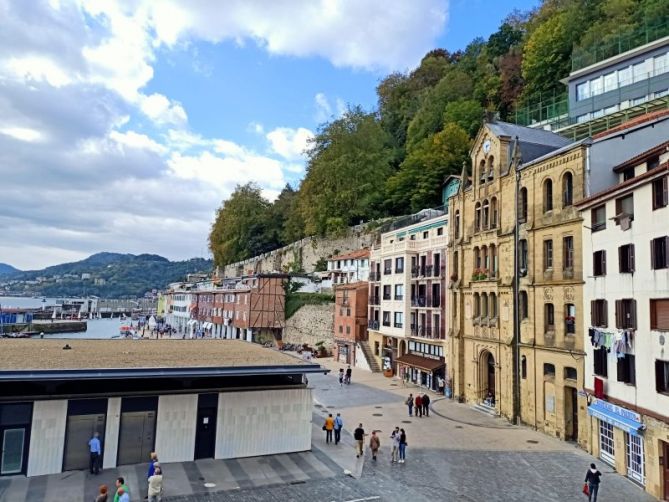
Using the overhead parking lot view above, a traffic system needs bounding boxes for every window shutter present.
[591,300,596,326]
[657,360,665,393]
[617,358,625,382]
[602,251,606,275]
[663,176,668,206]
[631,299,637,329]
[601,349,608,378]
[629,355,636,385]
[629,245,635,272]
[618,246,623,272]
[651,239,656,269]
[615,300,622,329]
[602,300,608,328]
[665,237,669,268]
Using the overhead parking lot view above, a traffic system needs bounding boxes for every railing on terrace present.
[368,319,380,330]
[370,295,380,305]
[411,296,427,307]
[511,91,569,128]
[369,271,380,281]
[572,19,669,72]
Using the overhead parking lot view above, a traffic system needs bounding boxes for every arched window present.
[544,179,553,212]
[482,200,490,229]
[521,356,527,379]
[562,172,573,207]
[490,293,497,318]
[482,245,489,272]
[487,155,495,180]
[543,363,556,377]
[519,187,528,222]
[479,160,486,184]
[564,367,577,380]
[473,293,480,317]
[481,293,488,318]
[490,197,498,228]
[473,246,480,269]
[565,303,576,335]
[520,291,529,319]
[454,210,460,239]
[544,303,555,332]
[475,202,482,231]
[490,244,497,277]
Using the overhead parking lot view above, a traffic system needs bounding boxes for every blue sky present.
[0,0,539,269]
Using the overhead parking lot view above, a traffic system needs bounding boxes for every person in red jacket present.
[414,394,422,417]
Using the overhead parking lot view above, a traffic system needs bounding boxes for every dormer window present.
[622,167,634,181]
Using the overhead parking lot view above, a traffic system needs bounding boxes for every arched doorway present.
[480,351,495,406]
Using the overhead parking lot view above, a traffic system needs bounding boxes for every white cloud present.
[109,130,167,154]
[140,93,188,126]
[0,127,45,143]
[315,92,332,122]
[266,127,314,160]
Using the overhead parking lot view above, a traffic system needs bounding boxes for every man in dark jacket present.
[422,393,430,416]
[353,423,365,458]
[584,463,602,502]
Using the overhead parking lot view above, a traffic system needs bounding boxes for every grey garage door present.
[117,411,155,466]
[63,414,105,471]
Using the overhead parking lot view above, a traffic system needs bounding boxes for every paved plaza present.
[0,358,655,501]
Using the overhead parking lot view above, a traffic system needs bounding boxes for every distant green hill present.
[3,253,212,298]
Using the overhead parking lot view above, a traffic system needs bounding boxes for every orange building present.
[334,282,369,366]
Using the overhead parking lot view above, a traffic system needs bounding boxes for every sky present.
[0,0,539,270]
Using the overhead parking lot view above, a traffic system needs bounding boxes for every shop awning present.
[396,354,445,372]
[587,400,645,436]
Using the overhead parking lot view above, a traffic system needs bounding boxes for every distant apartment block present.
[326,249,370,285]
[333,281,368,366]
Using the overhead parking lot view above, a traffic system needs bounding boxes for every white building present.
[166,287,194,335]
[327,249,370,285]
[578,140,669,499]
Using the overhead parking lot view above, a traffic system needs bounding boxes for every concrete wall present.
[215,388,312,459]
[283,303,334,350]
[155,394,198,463]
[27,400,67,476]
[103,398,121,469]
[223,226,378,278]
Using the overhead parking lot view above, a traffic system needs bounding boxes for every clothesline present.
[588,327,634,358]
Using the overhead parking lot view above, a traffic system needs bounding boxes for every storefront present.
[336,342,352,365]
[588,399,645,485]
[396,351,445,393]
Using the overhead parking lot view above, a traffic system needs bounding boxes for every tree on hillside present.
[385,123,470,213]
[209,183,277,266]
[270,184,304,245]
[443,99,485,137]
[299,107,393,236]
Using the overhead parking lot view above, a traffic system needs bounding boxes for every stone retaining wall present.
[282,303,334,351]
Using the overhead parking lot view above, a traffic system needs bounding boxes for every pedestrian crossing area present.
[0,450,340,502]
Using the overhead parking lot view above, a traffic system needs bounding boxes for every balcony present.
[368,319,380,330]
[369,296,380,305]
[409,325,444,340]
[411,296,427,307]
[425,265,433,277]
[369,271,380,282]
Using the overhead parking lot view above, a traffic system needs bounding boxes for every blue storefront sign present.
[587,399,645,436]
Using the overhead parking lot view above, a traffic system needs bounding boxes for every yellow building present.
[447,120,591,440]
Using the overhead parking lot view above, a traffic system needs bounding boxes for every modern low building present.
[367,210,449,391]
[327,249,370,286]
[577,141,669,499]
[333,281,369,367]
[0,339,323,478]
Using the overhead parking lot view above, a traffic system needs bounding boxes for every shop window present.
[543,179,553,212]
[544,303,555,332]
[656,360,669,394]
[650,299,669,331]
[543,363,556,377]
[625,433,645,485]
[519,187,528,222]
[520,291,528,320]
[652,176,668,209]
[564,367,577,380]
[599,422,615,464]
[615,299,637,329]
[593,250,606,276]
[591,205,606,232]
[617,354,636,385]
[563,236,574,270]
[593,347,608,377]
[565,303,576,335]
[543,240,553,270]
[591,299,608,328]
[651,236,669,269]
[618,244,635,273]
[562,172,573,207]
[521,356,527,379]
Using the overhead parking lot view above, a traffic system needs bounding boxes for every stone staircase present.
[358,340,382,372]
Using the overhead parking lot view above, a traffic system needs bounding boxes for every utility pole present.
[512,137,522,425]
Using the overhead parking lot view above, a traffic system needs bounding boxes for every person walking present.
[95,484,108,502]
[88,432,101,475]
[324,413,334,444]
[334,413,343,445]
[148,465,164,502]
[390,427,400,463]
[113,478,129,502]
[345,365,352,385]
[354,423,365,458]
[116,487,129,502]
[144,452,159,500]
[338,368,344,387]
[398,429,407,463]
[414,394,423,417]
[422,393,430,417]
[405,394,414,416]
[369,431,380,461]
[584,463,602,502]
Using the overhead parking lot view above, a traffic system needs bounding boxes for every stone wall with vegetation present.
[282,303,335,351]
